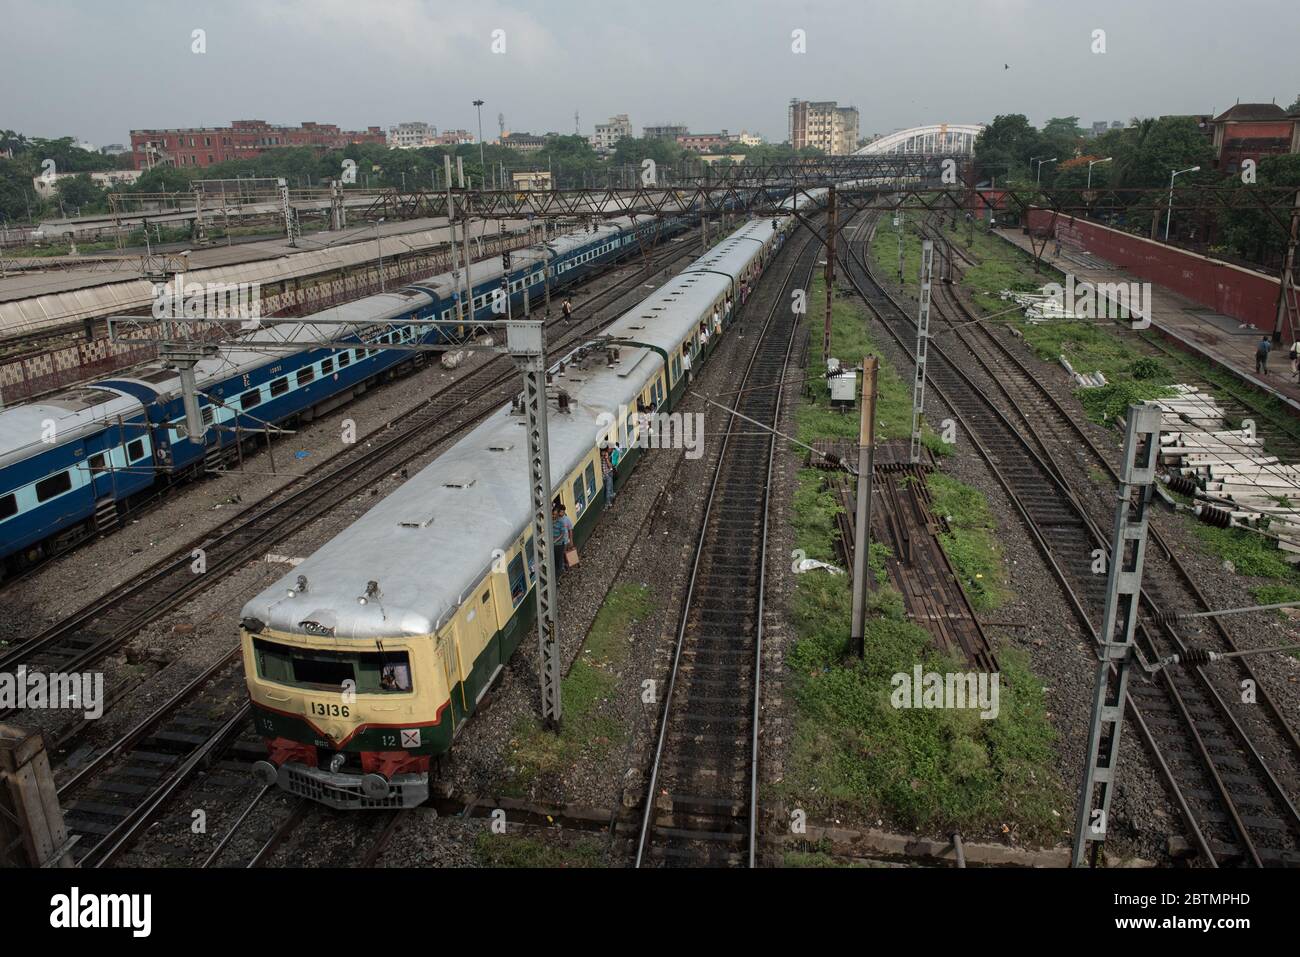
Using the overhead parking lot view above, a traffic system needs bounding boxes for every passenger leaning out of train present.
[552,502,574,576]
[724,296,733,324]
[601,448,616,508]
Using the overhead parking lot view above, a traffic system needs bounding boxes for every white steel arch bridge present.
[855,124,984,156]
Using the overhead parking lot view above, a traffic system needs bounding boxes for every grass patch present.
[472,831,605,868]
[506,583,652,792]
[796,275,948,452]
[784,332,1065,841]
[1194,524,1295,579]
[926,473,1010,612]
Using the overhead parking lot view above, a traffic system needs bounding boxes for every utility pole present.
[1072,402,1162,867]
[850,356,879,656]
[277,177,296,248]
[823,184,836,366]
[445,156,469,329]
[509,321,563,727]
[908,240,934,464]
[1272,188,1300,345]
[456,156,474,327]
[897,207,904,281]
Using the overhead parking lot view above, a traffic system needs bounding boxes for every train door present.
[464,584,499,707]
[436,631,461,732]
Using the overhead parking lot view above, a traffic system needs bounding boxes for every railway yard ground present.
[1,180,1298,919]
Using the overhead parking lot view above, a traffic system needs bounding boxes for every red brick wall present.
[1026,209,1284,337]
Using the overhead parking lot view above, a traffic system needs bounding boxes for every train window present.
[127,439,146,462]
[35,471,72,502]
[253,639,412,694]
[0,494,16,521]
[241,388,262,409]
[338,351,351,368]
[508,553,527,606]
[88,453,108,474]
[524,535,536,582]
[585,462,597,499]
[572,476,586,513]
[270,378,289,397]
[202,406,215,427]
[296,367,314,387]
[320,358,334,375]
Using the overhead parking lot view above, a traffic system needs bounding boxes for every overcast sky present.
[6,0,1298,147]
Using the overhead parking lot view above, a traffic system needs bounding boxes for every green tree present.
[55,173,106,213]
[1219,153,1300,264]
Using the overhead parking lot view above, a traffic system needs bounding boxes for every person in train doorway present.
[562,298,573,323]
[601,447,616,508]
[1290,339,1299,382]
[682,345,692,384]
[552,501,574,577]
[1255,335,1272,375]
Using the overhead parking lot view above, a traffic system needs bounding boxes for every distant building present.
[643,124,688,140]
[589,114,632,154]
[130,119,385,170]
[677,131,735,153]
[1089,121,1110,137]
[788,100,859,154]
[501,132,548,154]
[388,122,438,149]
[511,170,553,190]
[731,130,764,147]
[435,129,474,145]
[1210,102,1300,173]
[100,143,129,156]
[33,168,143,199]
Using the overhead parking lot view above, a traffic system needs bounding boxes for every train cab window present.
[296,367,314,387]
[241,388,262,409]
[584,462,597,500]
[253,639,412,694]
[507,553,527,606]
[337,351,351,368]
[572,476,587,513]
[127,439,146,462]
[88,453,108,474]
[270,377,289,397]
[0,494,17,521]
[35,471,73,502]
[321,358,334,375]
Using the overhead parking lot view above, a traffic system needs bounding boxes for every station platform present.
[993,227,1300,416]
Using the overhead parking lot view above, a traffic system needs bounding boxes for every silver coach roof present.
[0,387,142,471]
[242,217,777,641]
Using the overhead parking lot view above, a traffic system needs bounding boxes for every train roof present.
[0,386,142,470]
[241,216,777,641]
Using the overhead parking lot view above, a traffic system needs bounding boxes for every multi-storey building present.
[676,131,735,153]
[500,132,548,153]
[434,129,475,145]
[643,124,689,140]
[788,100,860,154]
[589,114,632,153]
[129,119,385,170]
[1210,102,1300,173]
[388,122,438,149]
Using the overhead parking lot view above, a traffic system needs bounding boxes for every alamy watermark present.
[890,665,1000,719]
[595,405,704,459]
[1041,274,1151,330]
[1,666,104,719]
[151,272,262,325]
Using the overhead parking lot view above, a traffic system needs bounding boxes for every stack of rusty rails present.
[829,459,997,672]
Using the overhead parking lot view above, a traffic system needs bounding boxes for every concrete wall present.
[1026,209,1283,336]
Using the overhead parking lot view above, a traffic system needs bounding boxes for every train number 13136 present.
[309,701,350,717]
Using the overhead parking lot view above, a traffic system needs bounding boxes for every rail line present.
[10,239,713,865]
[634,217,825,867]
[0,236,706,699]
[847,214,1300,866]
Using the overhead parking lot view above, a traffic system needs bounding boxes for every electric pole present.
[908,240,933,464]
[1072,401,1162,867]
[823,184,836,366]
[850,355,879,656]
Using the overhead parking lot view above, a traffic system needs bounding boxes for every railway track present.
[0,230,702,589]
[3,239,713,866]
[848,215,1300,866]
[635,218,825,867]
[0,236,705,700]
